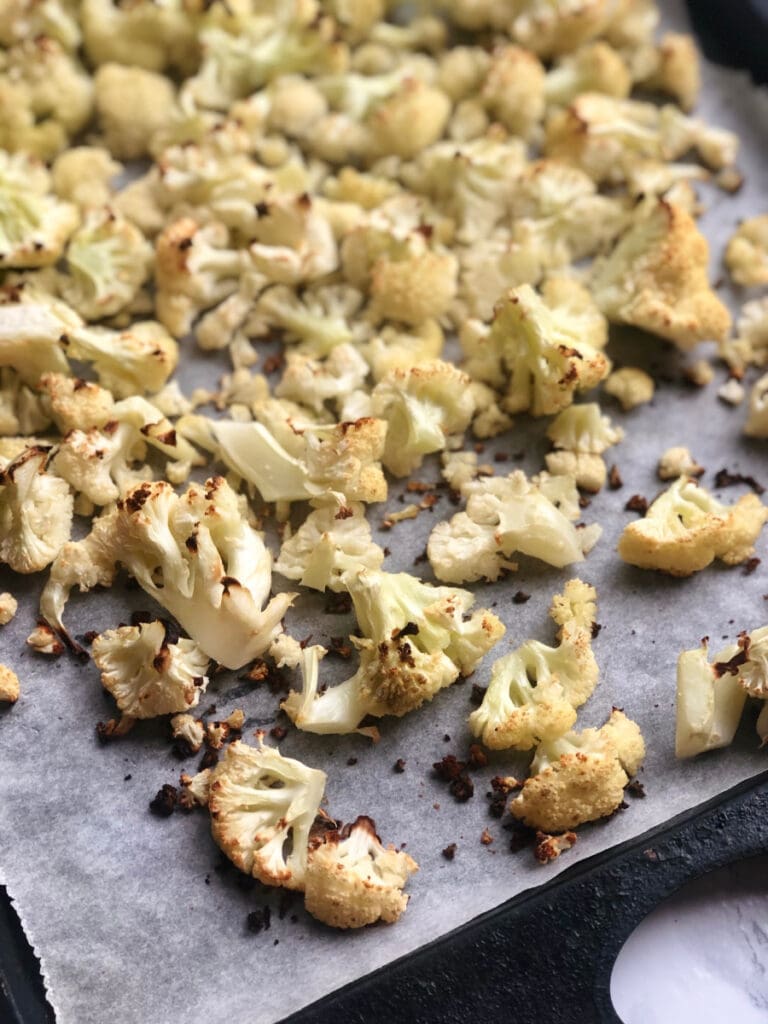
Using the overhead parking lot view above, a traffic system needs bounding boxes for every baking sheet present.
[2,2,768,1022]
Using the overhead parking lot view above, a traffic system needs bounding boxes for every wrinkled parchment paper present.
[2,3,768,1022]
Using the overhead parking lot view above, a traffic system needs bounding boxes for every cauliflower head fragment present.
[725,215,768,289]
[67,320,179,398]
[0,664,20,703]
[0,445,72,573]
[208,738,326,889]
[675,639,748,758]
[92,620,210,719]
[0,152,78,268]
[591,199,731,349]
[305,816,418,929]
[618,476,767,576]
[511,710,645,832]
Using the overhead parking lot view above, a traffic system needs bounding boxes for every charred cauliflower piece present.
[92,620,209,719]
[305,816,418,929]
[591,199,731,349]
[511,710,645,832]
[618,476,767,576]
[208,738,326,890]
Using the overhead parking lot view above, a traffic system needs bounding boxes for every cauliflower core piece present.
[92,620,210,719]
[511,710,646,832]
[676,639,748,758]
[305,816,418,929]
[591,200,731,350]
[0,664,20,703]
[618,476,767,576]
[208,739,326,890]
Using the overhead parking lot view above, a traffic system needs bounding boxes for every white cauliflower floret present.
[364,320,444,382]
[208,738,327,889]
[249,195,338,285]
[603,367,655,410]
[40,477,295,670]
[371,360,475,477]
[67,320,179,398]
[618,476,768,576]
[282,569,504,735]
[0,1,81,51]
[305,816,418,929]
[171,713,205,754]
[471,282,609,417]
[94,63,178,159]
[544,451,606,493]
[155,217,250,338]
[510,710,646,831]
[547,404,624,454]
[591,199,731,350]
[428,470,592,584]
[59,208,153,320]
[0,592,18,625]
[0,368,51,435]
[0,36,93,159]
[92,620,210,719]
[721,298,768,373]
[275,344,369,414]
[51,147,121,210]
[745,373,768,438]
[82,0,195,72]
[658,446,703,480]
[252,283,366,357]
[509,0,621,58]
[275,499,385,592]
[0,152,78,268]
[441,450,478,491]
[639,33,701,112]
[0,664,20,703]
[0,444,72,573]
[675,639,748,758]
[725,215,768,289]
[37,372,115,433]
[545,42,631,107]
[480,45,545,140]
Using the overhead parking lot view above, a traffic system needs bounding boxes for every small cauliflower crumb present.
[718,378,745,406]
[0,592,18,625]
[658,447,704,480]
[0,664,20,703]
[26,624,64,656]
[685,359,715,387]
[603,367,655,410]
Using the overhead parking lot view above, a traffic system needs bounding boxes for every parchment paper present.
[2,3,768,1022]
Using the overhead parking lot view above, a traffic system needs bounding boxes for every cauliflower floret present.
[591,199,731,350]
[365,78,451,161]
[675,639,748,758]
[618,476,768,576]
[82,0,195,72]
[721,298,768,373]
[59,208,153,320]
[603,367,655,410]
[322,166,401,210]
[369,248,457,326]
[0,1,81,51]
[0,36,93,159]
[94,63,177,160]
[436,45,491,101]
[0,152,78,268]
[208,737,327,888]
[155,217,250,338]
[441,450,478,491]
[171,712,205,754]
[364,320,444,382]
[282,569,504,735]
[26,622,64,655]
[0,664,20,703]
[68,320,179,398]
[275,499,385,592]
[0,296,78,384]
[371,360,475,477]
[40,477,295,670]
[303,419,388,505]
[248,195,338,285]
[0,591,18,625]
[639,33,700,112]
[275,344,369,414]
[658,446,704,480]
[544,451,606,492]
[473,282,609,417]
[745,373,768,438]
[252,283,366,357]
[92,620,210,719]
[545,42,631,107]
[37,372,115,433]
[0,444,72,573]
[510,710,646,832]
[0,368,51,435]
[51,147,121,211]
[725,215,768,289]
[304,816,418,929]
[547,403,624,454]
[480,45,545,140]
[509,0,621,58]
[428,470,597,584]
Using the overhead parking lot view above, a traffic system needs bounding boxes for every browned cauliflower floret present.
[725,215,768,288]
[171,713,205,755]
[37,373,115,433]
[618,476,768,576]
[304,816,418,929]
[591,199,731,350]
[510,710,645,832]
[369,249,458,326]
[92,619,210,719]
[0,444,72,573]
[208,738,326,889]
[0,663,20,702]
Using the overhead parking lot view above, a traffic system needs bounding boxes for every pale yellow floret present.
[0,664,20,702]
[725,215,768,288]
[603,367,655,410]
[658,446,703,480]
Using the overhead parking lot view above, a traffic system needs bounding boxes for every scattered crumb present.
[658,446,704,480]
[346,757,358,766]
[718,378,745,406]
[270,725,288,740]
[26,624,64,656]
[744,557,761,576]
[625,494,649,514]
[393,758,406,773]
[714,468,765,495]
[533,831,577,864]
[470,684,487,707]
[604,367,655,410]
[149,784,178,818]
[512,590,531,604]
[442,843,457,861]
[608,465,623,490]
[626,779,646,798]
[480,828,493,846]
[246,907,272,934]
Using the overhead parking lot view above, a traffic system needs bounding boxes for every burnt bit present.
[480,828,493,846]
[714,468,765,495]
[77,630,99,646]
[591,621,603,639]
[149,784,178,818]
[579,495,592,509]
[246,906,272,934]
[328,637,352,659]
[714,631,751,678]
[334,505,354,520]
[449,775,474,801]
[270,725,288,740]
[346,757,358,767]
[470,683,487,707]
[743,557,761,576]
[395,621,420,639]
[512,590,531,604]
[441,843,457,861]
[325,592,352,615]
[393,758,406,774]
[494,452,509,463]
[624,494,648,514]
[608,465,623,490]
[199,748,219,771]
[626,779,646,798]
[262,352,285,375]
[432,754,474,802]
[413,549,429,566]
[468,744,487,769]
[243,660,269,682]
[507,821,536,853]
[124,482,153,514]
[533,830,577,864]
